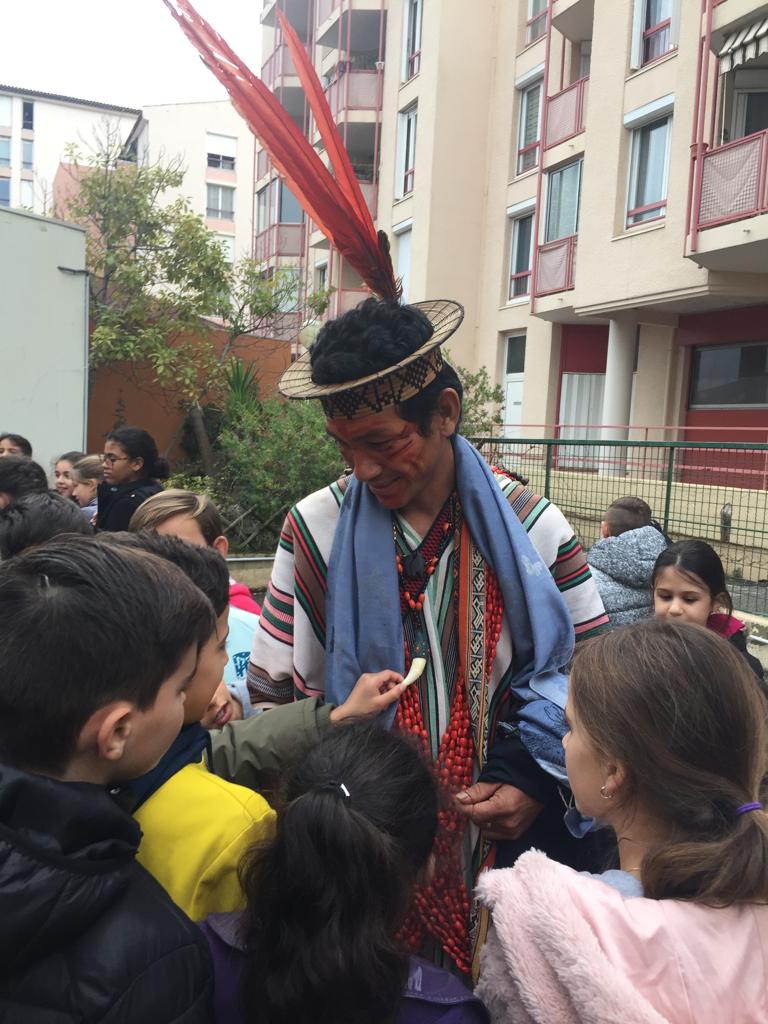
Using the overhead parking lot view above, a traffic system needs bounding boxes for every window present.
[396,105,418,197]
[578,40,592,79]
[395,225,412,302]
[0,96,10,125]
[517,81,542,174]
[256,185,270,233]
[627,115,670,226]
[0,136,9,167]
[690,343,768,407]
[403,0,423,80]
[631,0,676,68]
[278,181,303,223]
[214,234,235,264]
[733,90,768,141]
[277,269,301,312]
[0,180,9,208]
[22,101,33,130]
[527,0,547,44]
[206,183,235,220]
[206,132,236,171]
[545,161,582,242]
[508,213,534,299]
[19,180,33,210]
[22,139,33,171]
[506,334,527,375]
[315,261,328,292]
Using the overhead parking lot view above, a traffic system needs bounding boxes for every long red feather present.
[161,0,398,300]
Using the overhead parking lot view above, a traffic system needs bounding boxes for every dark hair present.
[56,450,86,466]
[652,539,732,615]
[240,723,438,1024]
[571,619,768,905]
[106,530,229,616]
[106,426,170,481]
[0,456,48,501]
[129,489,224,545]
[310,298,463,435]
[0,433,32,457]
[0,535,215,775]
[605,495,652,535]
[0,492,93,558]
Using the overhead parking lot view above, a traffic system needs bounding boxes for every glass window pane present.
[22,139,33,170]
[646,0,672,28]
[629,117,668,223]
[20,180,33,209]
[506,335,526,374]
[256,186,269,232]
[745,93,768,137]
[22,101,33,130]
[545,162,581,241]
[522,84,540,147]
[278,182,303,223]
[690,344,768,406]
[0,180,9,207]
[530,0,547,16]
[0,137,9,166]
[513,215,533,273]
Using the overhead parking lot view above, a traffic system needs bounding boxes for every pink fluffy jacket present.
[475,850,768,1024]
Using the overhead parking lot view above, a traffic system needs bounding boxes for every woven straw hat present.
[278,298,464,420]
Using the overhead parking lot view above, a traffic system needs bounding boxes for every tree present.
[61,131,332,470]
[445,353,505,436]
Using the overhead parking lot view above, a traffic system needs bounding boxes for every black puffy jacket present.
[96,478,163,532]
[0,763,213,1022]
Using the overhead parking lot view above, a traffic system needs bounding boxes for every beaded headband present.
[278,299,464,420]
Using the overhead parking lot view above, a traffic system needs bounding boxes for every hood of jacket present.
[476,850,768,1024]
[0,763,139,975]
[587,526,668,589]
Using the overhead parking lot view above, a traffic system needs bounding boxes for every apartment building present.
[257,0,768,441]
[123,101,257,265]
[0,85,138,216]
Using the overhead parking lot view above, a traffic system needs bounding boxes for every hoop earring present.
[600,784,613,800]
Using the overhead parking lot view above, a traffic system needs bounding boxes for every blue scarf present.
[325,434,574,780]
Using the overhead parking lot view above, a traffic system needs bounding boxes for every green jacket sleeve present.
[206,699,334,797]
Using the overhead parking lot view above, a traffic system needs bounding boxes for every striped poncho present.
[248,471,607,733]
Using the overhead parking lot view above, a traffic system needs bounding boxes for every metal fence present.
[471,437,768,616]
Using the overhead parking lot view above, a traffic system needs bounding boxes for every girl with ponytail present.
[200,722,489,1024]
[476,618,768,1024]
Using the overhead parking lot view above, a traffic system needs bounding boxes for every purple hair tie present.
[735,802,763,816]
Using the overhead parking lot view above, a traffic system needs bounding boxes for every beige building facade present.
[259,0,768,442]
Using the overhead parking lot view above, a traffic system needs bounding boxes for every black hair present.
[105,426,170,481]
[0,456,48,501]
[310,298,463,435]
[0,534,215,775]
[0,492,93,558]
[56,450,86,465]
[652,539,732,616]
[0,433,32,457]
[105,530,230,616]
[240,723,438,1024]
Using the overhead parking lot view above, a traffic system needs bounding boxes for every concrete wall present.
[0,208,87,474]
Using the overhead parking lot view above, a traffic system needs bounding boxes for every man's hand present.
[454,781,544,840]
[330,670,407,723]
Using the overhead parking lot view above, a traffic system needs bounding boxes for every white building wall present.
[0,208,88,472]
[137,101,256,264]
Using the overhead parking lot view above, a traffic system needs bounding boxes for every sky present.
[0,0,263,109]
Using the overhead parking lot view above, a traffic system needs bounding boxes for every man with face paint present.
[247,297,609,976]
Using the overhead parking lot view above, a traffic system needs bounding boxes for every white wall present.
[0,209,88,473]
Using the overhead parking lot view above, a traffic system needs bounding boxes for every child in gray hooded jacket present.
[588,496,668,627]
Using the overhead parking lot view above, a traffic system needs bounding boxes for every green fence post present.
[662,445,675,535]
[544,441,553,500]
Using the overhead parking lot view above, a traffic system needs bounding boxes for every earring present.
[600,783,613,800]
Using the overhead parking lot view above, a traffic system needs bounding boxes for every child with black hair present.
[112,531,409,921]
[0,431,32,457]
[96,426,170,532]
[652,539,764,682]
[0,491,93,558]
[0,535,214,1022]
[0,455,48,508]
[203,723,490,1024]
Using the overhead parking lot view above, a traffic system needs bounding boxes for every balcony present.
[261,43,301,90]
[712,2,768,54]
[690,130,768,271]
[544,77,589,150]
[552,0,594,43]
[324,69,380,117]
[534,235,577,296]
[254,222,305,263]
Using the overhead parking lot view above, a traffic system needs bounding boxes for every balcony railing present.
[256,148,272,181]
[534,235,577,296]
[261,43,301,90]
[545,77,588,150]
[254,222,305,263]
[324,69,380,116]
[697,130,768,230]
